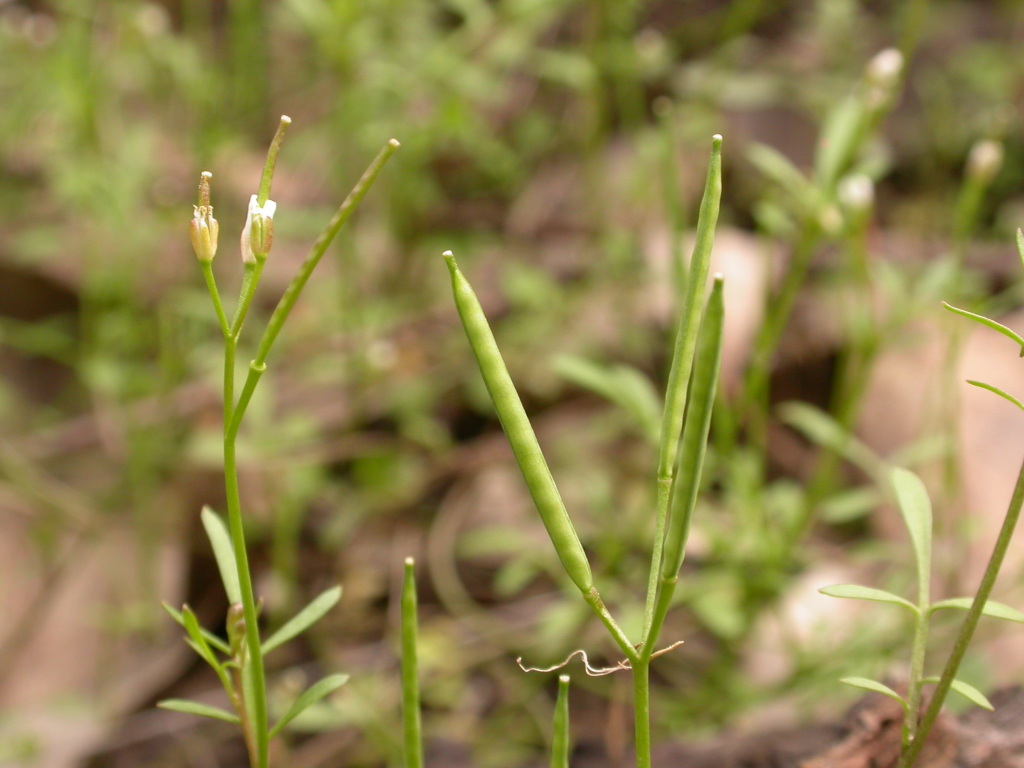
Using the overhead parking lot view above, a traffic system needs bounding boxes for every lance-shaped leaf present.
[891,468,932,604]
[553,355,661,444]
[201,506,241,604]
[819,584,917,613]
[922,676,993,711]
[929,597,1024,623]
[158,698,240,724]
[269,673,350,737]
[840,677,905,706]
[162,602,231,655]
[943,302,1024,355]
[967,380,1024,413]
[263,585,342,655]
[181,605,221,670]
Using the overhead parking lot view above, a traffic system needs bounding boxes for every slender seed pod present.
[550,675,571,768]
[443,251,594,593]
[401,558,424,768]
[660,275,725,580]
[657,134,722,483]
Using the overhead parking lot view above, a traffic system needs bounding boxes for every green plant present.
[158,117,398,768]
[400,556,573,768]
[822,230,1024,767]
[442,135,723,768]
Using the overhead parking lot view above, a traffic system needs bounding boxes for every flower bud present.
[240,194,277,264]
[966,139,1003,184]
[189,172,219,262]
[863,48,903,110]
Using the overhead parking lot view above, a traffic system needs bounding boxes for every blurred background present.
[1,0,1024,766]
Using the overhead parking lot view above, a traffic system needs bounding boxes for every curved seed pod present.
[444,251,593,593]
[661,275,725,579]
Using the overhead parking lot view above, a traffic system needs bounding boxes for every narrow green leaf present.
[162,602,231,655]
[158,698,240,724]
[943,302,1024,353]
[778,402,886,481]
[921,676,993,711]
[269,673,350,738]
[967,380,1024,413]
[263,585,342,655]
[181,606,219,669]
[553,355,661,444]
[891,468,932,603]
[746,142,819,212]
[819,584,917,612]
[1016,228,1024,275]
[201,506,241,604]
[929,597,1024,623]
[840,677,906,706]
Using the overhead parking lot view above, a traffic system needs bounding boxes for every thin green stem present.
[632,659,651,768]
[201,261,230,339]
[582,588,637,665]
[550,675,570,768]
[230,662,259,768]
[231,262,265,339]
[401,558,424,768]
[227,139,399,433]
[899,450,1024,768]
[224,420,268,768]
[741,223,821,455]
[258,117,291,207]
[902,604,930,751]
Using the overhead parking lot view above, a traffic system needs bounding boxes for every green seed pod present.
[443,251,593,593]
[660,275,724,580]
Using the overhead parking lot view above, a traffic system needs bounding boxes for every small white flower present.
[240,194,277,264]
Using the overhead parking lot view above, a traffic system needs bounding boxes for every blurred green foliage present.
[2,0,1024,766]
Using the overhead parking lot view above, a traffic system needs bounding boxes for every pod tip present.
[388,138,401,148]
[404,556,415,566]
[558,674,570,683]
[280,115,292,125]
[712,133,723,147]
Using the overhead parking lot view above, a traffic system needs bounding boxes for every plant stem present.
[224,372,269,768]
[582,588,637,665]
[401,558,424,768]
[228,139,400,433]
[902,606,929,752]
[899,450,1024,767]
[201,261,230,339]
[550,675,571,768]
[631,658,651,768]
